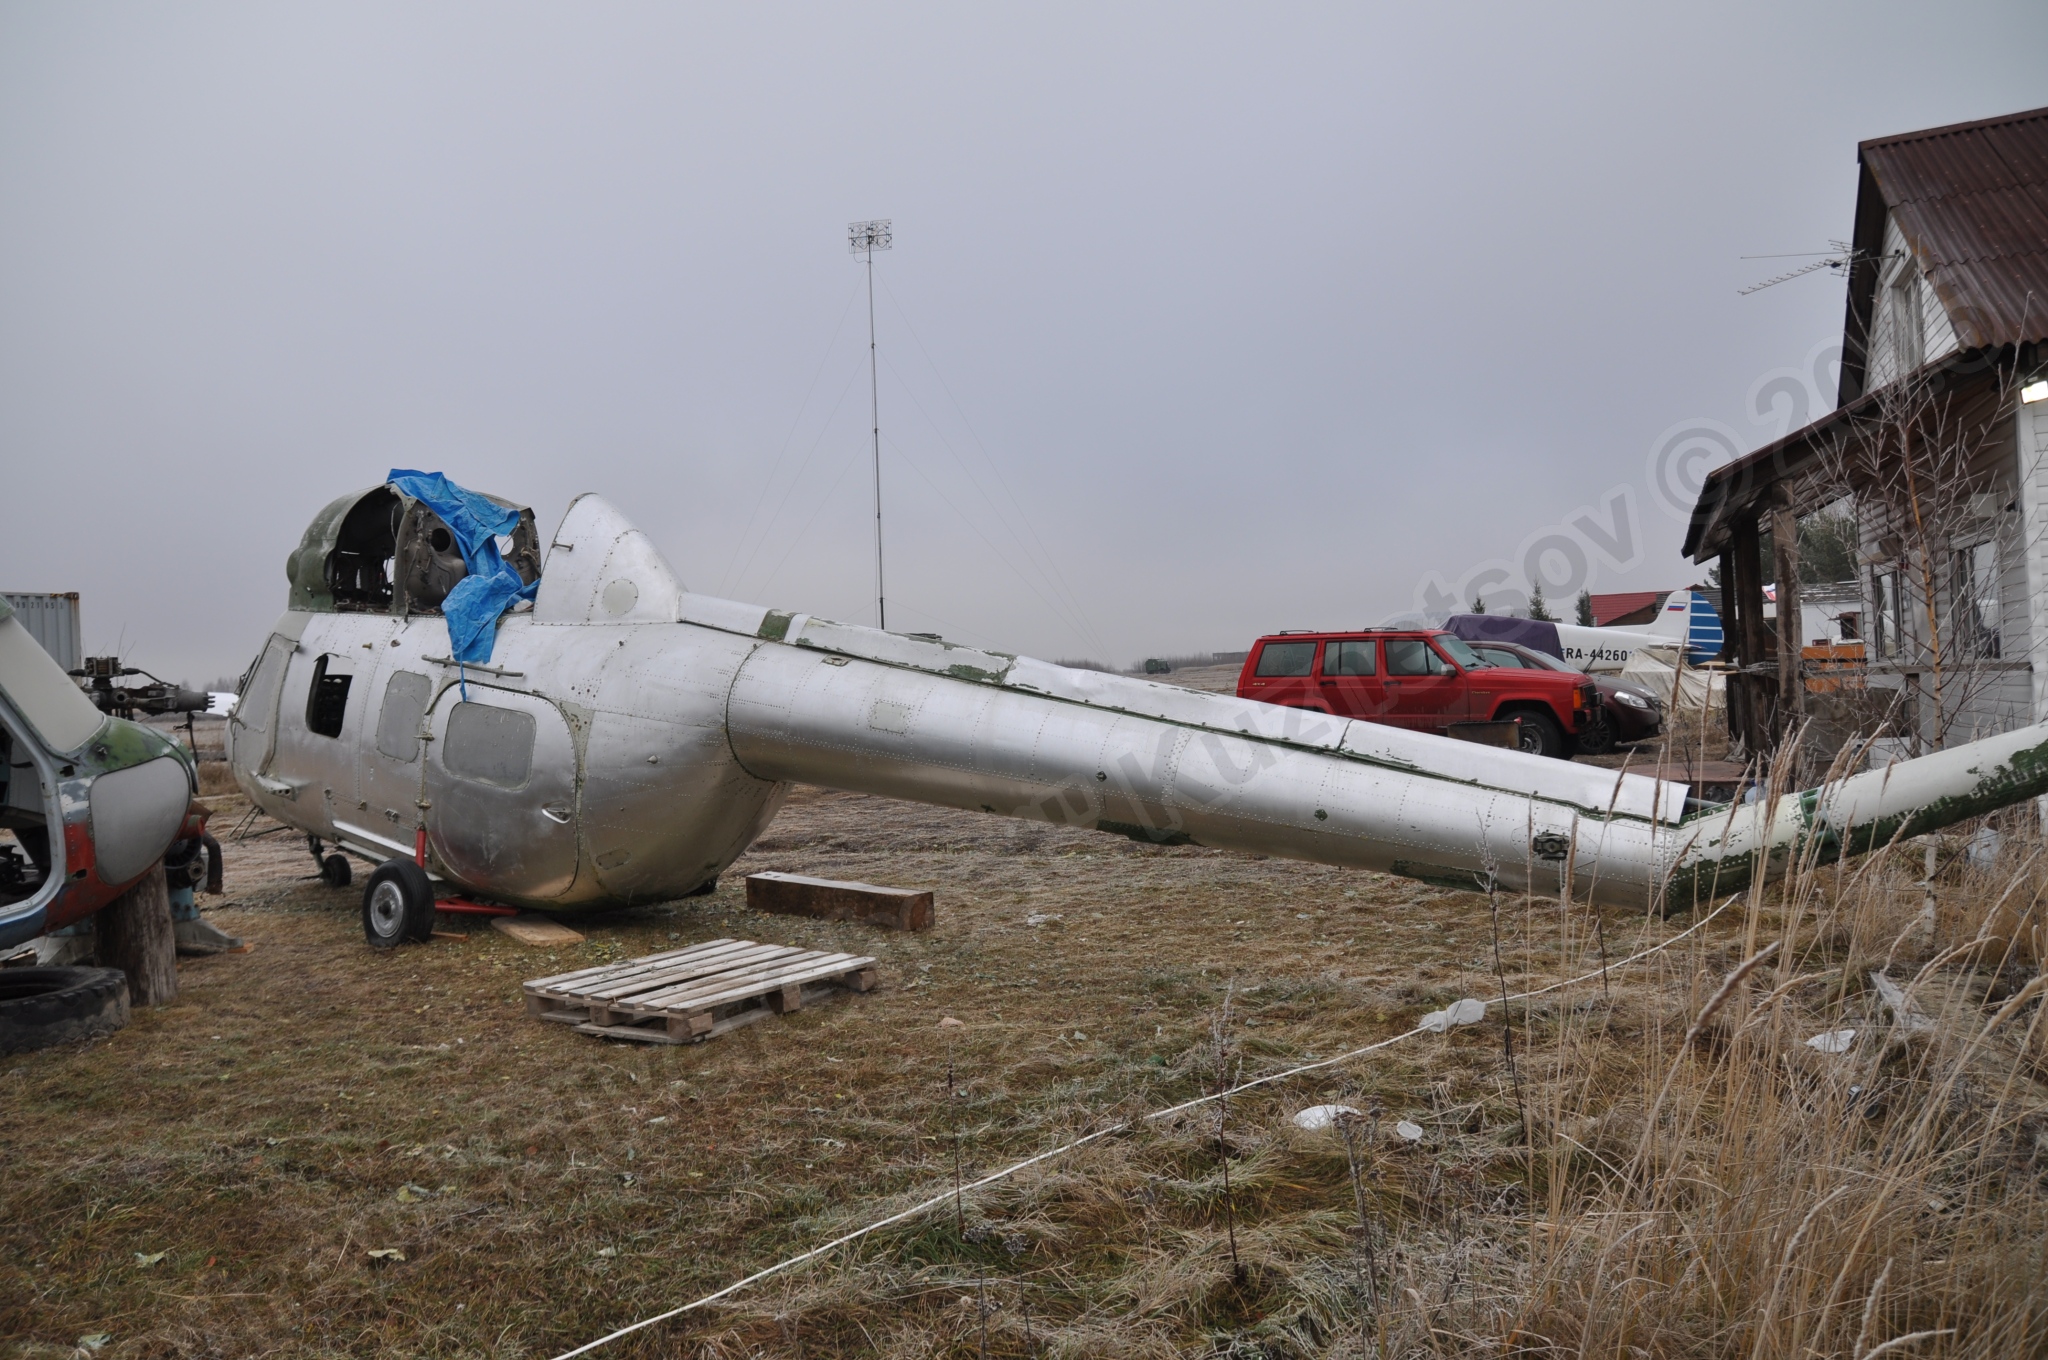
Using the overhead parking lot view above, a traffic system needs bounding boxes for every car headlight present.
[1614,690,1650,710]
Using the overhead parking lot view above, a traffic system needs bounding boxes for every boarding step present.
[521,938,879,1045]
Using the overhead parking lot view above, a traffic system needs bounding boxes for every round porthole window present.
[601,578,639,616]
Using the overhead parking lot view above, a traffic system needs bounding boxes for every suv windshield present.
[1434,634,1488,670]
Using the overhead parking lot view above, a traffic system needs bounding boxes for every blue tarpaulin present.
[386,469,538,665]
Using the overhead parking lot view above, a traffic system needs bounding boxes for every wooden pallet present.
[522,938,879,1044]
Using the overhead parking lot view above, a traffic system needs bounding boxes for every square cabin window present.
[1383,638,1449,676]
[1253,641,1317,677]
[1324,640,1377,675]
[443,701,536,788]
[375,671,432,762]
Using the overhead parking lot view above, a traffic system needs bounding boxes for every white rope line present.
[550,896,1735,1358]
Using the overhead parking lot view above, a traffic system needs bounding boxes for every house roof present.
[1587,591,1667,627]
[1841,105,2048,401]
[1684,106,2048,560]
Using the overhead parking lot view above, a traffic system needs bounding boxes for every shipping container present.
[1,592,82,672]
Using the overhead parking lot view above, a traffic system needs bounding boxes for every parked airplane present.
[229,475,2048,947]
[1447,589,1723,673]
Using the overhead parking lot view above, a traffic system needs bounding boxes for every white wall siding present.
[1866,215,1962,390]
[2021,401,2048,725]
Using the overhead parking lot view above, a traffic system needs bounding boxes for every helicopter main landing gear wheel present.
[362,859,436,948]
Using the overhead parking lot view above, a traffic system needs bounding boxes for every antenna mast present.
[849,218,893,629]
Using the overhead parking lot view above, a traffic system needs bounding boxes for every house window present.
[1951,541,2001,659]
[1872,570,1902,659]
[1883,250,1924,379]
[1891,277,1923,374]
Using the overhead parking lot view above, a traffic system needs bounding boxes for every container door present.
[422,684,579,901]
[1317,639,1390,721]
[1380,638,1466,731]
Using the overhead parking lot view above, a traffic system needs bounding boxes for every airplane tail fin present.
[1647,591,1690,638]
[1655,588,1725,664]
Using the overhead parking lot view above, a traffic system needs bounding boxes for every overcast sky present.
[4,4,2045,683]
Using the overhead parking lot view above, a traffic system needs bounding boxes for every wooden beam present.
[1771,485,1806,741]
[745,871,934,931]
[1726,511,1774,755]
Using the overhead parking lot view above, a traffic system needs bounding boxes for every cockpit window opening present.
[326,487,403,613]
[305,655,352,739]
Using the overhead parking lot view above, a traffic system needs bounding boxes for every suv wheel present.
[1512,710,1570,759]
[1576,715,1617,755]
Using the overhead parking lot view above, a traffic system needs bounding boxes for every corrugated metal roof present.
[1587,591,1666,627]
[1861,105,2048,352]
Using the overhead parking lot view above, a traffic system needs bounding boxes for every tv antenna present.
[849,218,893,629]
[1736,239,1859,295]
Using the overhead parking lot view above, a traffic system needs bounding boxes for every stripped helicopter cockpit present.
[289,483,542,617]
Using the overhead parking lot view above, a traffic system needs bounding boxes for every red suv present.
[1235,629,1597,758]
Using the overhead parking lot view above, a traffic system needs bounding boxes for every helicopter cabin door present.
[421,683,579,901]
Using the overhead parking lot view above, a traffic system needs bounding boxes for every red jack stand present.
[415,827,518,918]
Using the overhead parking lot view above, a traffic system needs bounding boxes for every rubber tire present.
[321,853,353,888]
[1512,710,1570,759]
[1575,716,1617,755]
[362,859,436,948]
[0,966,131,1054]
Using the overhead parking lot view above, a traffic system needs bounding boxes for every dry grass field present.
[6,728,2048,1357]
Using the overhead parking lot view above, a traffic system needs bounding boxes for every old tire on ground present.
[321,853,353,888]
[1512,710,1570,759]
[0,967,131,1054]
[362,859,436,948]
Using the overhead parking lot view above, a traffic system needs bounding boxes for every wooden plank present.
[578,1006,776,1045]
[491,915,584,946]
[536,940,797,998]
[575,1021,687,1045]
[570,943,810,1002]
[619,949,874,1011]
[626,953,877,1015]
[524,936,880,1046]
[523,939,740,990]
[604,948,861,1009]
[746,871,934,931]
